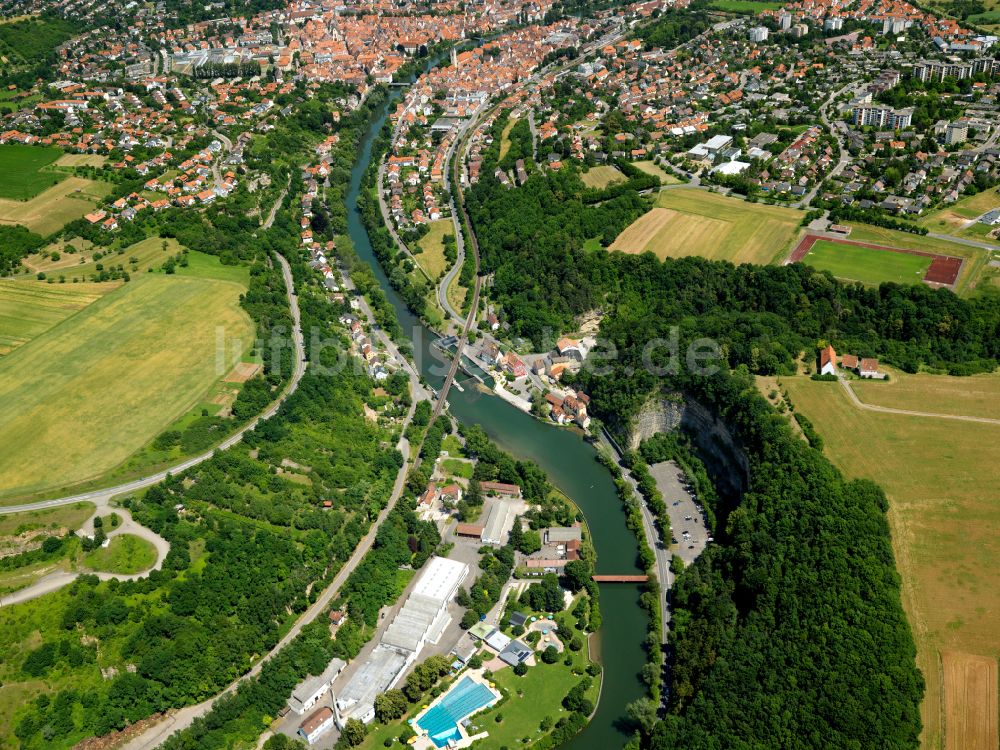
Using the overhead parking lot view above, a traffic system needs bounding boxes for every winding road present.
[0,507,170,607]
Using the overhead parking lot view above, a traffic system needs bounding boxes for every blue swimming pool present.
[417,676,497,747]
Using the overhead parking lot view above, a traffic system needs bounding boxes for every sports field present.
[0,279,114,355]
[414,219,453,279]
[581,165,626,189]
[609,189,802,265]
[0,273,253,501]
[0,144,65,200]
[0,175,110,236]
[782,376,1000,750]
[803,239,932,285]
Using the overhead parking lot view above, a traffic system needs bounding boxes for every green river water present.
[343,77,649,748]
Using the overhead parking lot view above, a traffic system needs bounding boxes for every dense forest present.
[633,367,924,749]
[466,147,1000,386]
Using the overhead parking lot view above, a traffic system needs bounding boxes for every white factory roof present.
[412,556,468,604]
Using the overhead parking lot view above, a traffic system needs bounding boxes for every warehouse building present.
[287,658,346,715]
[333,556,469,727]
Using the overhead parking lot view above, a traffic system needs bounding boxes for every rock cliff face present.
[628,394,750,501]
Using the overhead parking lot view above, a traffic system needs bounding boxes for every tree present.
[374,689,407,722]
[541,645,559,664]
[341,718,367,747]
[625,697,658,735]
[460,609,480,630]
[513,661,528,676]
[562,559,593,592]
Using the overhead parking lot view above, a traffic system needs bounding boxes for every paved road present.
[1,188,301,517]
[0,506,170,607]
[839,376,1000,425]
[926,231,1000,253]
[210,129,233,187]
[120,416,418,750]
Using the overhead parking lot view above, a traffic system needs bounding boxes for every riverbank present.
[345,71,650,750]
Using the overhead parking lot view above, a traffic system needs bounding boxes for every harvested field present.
[942,651,998,750]
[0,279,114,355]
[0,273,253,501]
[609,189,801,265]
[782,376,1000,749]
[581,165,627,189]
[0,176,111,236]
[223,361,262,383]
[609,207,677,252]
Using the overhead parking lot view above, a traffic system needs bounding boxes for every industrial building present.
[298,706,335,745]
[333,556,469,727]
[287,658,346,715]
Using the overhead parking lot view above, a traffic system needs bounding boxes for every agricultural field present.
[414,219,454,279]
[23,236,184,280]
[0,144,65,200]
[632,160,681,185]
[0,272,253,502]
[782,376,1000,750]
[0,279,114,355]
[0,175,111,236]
[802,239,932,285]
[851,367,1000,420]
[941,651,998,750]
[610,189,802,265]
[82,534,157,574]
[580,165,627,189]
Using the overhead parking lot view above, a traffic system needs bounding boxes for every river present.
[344,69,649,749]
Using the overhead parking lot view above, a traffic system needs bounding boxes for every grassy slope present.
[782,376,1000,750]
[0,503,95,536]
[803,239,931,285]
[414,219,453,280]
[0,176,111,236]
[0,273,253,502]
[82,534,157,574]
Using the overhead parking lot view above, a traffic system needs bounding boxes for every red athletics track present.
[787,233,963,288]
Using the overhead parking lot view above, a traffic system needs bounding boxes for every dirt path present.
[0,507,170,607]
[839,377,1000,425]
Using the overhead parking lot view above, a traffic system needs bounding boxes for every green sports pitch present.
[803,239,931,286]
[0,144,66,200]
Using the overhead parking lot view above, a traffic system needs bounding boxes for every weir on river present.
[342,59,651,749]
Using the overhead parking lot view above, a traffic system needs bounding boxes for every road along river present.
[345,75,650,749]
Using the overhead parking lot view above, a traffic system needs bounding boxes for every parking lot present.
[647,461,710,566]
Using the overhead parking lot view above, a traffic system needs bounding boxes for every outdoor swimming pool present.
[417,676,498,747]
